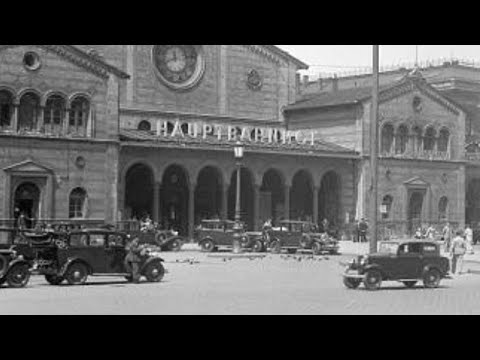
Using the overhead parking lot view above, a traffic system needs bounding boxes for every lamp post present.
[234,141,244,228]
[370,45,380,254]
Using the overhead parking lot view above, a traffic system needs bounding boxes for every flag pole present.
[370,45,380,254]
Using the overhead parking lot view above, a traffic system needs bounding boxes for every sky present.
[277,45,480,77]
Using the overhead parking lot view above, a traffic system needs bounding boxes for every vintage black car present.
[29,229,165,286]
[343,240,450,291]
[129,228,184,252]
[194,220,255,252]
[266,221,340,255]
[0,228,35,288]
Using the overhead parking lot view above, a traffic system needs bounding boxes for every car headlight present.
[360,256,368,266]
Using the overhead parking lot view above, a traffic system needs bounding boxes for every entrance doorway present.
[14,182,41,228]
[408,191,425,235]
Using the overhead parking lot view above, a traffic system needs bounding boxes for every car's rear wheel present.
[169,238,183,252]
[65,263,89,286]
[144,261,165,283]
[311,242,322,256]
[6,264,30,288]
[201,239,215,253]
[423,269,441,289]
[343,277,362,289]
[45,274,64,286]
[364,270,382,291]
[403,281,417,289]
[252,240,264,253]
[269,240,281,254]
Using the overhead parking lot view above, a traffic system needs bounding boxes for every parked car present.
[0,228,34,288]
[194,220,250,252]
[29,229,165,286]
[265,221,339,255]
[129,228,184,252]
[240,230,267,253]
[343,240,450,291]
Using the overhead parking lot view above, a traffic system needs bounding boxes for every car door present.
[287,223,302,247]
[396,243,423,279]
[86,233,109,274]
[105,234,127,274]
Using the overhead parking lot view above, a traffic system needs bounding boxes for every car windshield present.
[378,242,399,254]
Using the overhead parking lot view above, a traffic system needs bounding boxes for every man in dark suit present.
[358,218,368,243]
[125,237,144,283]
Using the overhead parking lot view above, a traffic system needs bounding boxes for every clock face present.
[153,45,203,89]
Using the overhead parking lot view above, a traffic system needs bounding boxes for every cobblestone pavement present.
[2,251,480,315]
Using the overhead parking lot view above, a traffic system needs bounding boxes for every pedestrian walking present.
[125,237,144,283]
[450,230,467,275]
[465,224,474,255]
[443,222,453,253]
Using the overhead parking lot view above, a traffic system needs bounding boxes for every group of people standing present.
[441,223,475,275]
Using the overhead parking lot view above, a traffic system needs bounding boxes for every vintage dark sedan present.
[266,221,339,255]
[29,229,165,286]
[0,228,36,288]
[343,240,450,291]
[194,220,252,252]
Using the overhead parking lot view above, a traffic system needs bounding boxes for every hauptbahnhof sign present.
[155,120,317,146]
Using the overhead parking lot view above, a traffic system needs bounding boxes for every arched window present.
[438,128,450,152]
[413,126,423,152]
[424,127,436,151]
[18,92,40,131]
[382,195,393,220]
[181,123,189,135]
[69,188,88,219]
[44,95,65,131]
[438,196,448,221]
[395,125,409,154]
[0,90,13,128]
[381,124,394,154]
[69,96,89,135]
[138,120,152,132]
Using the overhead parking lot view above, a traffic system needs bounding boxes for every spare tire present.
[0,254,8,278]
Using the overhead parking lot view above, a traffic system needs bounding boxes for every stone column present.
[188,184,196,241]
[63,107,70,136]
[153,182,160,224]
[12,104,18,132]
[37,106,45,133]
[222,183,229,220]
[313,186,319,224]
[284,185,291,220]
[253,184,261,231]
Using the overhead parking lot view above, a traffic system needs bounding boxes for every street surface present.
[3,247,480,315]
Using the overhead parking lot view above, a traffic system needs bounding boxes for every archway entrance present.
[290,170,313,221]
[14,182,41,228]
[125,164,155,221]
[319,171,341,227]
[195,166,223,222]
[228,168,254,230]
[260,169,285,225]
[408,191,425,235]
[161,165,189,235]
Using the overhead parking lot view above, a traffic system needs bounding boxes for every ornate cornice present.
[0,45,130,80]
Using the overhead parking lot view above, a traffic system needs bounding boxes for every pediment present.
[3,159,53,174]
[0,45,129,80]
[404,176,429,187]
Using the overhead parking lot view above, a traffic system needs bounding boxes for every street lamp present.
[234,141,244,231]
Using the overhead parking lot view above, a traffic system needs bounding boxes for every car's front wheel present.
[423,269,441,289]
[343,277,361,289]
[6,264,31,288]
[144,261,165,283]
[45,274,64,286]
[252,240,264,253]
[269,240,281,254]
[65,263,89,286]
[311,242,322,256]
[169,238,183,252]
[364,270,382,291]
[200,239,215,253]
[403,281,417,289]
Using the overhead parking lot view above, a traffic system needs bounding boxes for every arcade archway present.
[290,170,314,221]
[195,166,223,223]
[125,164,155,220]
[228,167,255,230]
[261,169,285,224]
[318,171,341,226]
[161,165,190,235]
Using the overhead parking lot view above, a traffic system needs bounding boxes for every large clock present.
[152,45,205,90]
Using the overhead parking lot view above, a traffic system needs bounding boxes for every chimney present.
[332,74,339,93]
